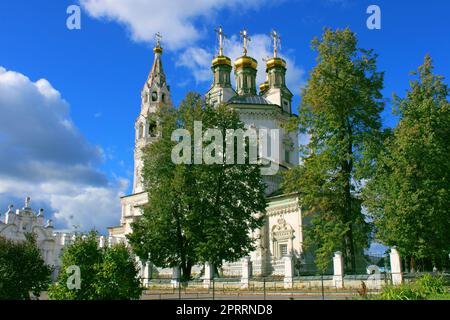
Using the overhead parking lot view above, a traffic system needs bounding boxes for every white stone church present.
[108,30,306,277]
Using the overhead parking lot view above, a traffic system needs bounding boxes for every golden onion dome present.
[212,55,232,67]
[266,57,286,71]
[259,81,269,92]
[234,56,258,70]
[153,46,163,54]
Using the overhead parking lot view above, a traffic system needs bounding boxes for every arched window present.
[138,123,144,138]
[152,91,158,102]
[148,120,157,137]
[161,93,166,103]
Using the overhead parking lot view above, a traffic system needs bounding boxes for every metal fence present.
[142,276,383,300]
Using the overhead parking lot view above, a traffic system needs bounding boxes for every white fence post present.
[333,251,344,289]
[390,246,403,285]
[108,236,113,247]
[142,261,151,287]
[171,266,180,288]
[241,257,251,289]
[99,236,105,248]
[283,255,294,289]
[203,262,213,288]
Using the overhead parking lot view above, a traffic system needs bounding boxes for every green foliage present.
[93,243,143,300]
[415,273,447,296]
[48,231,142,300]
[379,284,424,300]
[283,28,384,272]
[127,92,266,280]
[426,293,450,300]
[364,55,450,267]
[0,234,52,300]
[378,274,448,300]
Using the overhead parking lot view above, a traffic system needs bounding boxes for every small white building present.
[0,197,122,279]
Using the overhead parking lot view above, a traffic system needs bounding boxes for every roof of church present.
[145,46,166,88]
[227,95,274,106]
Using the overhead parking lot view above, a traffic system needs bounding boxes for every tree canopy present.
[127,92,266,280]
[48,231,142,300]
[0,234,52,300]
[364,55,450,270]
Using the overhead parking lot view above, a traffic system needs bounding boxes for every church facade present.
[108,30,306,277]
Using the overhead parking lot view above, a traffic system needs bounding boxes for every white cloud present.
[0,67,127,233]
[79,0,278,50]
[177,34,305,94]
[51,179,128,231]
[177,47,212,83]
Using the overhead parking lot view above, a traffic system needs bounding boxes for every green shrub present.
[416,273,447,296]
[377,274,449,300]
[379,284,424,300]
[48,231,143,300]
[426,293,450,300]
[0,234,52,299]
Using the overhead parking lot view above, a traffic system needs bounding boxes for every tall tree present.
[283,28,384,272]
[0,234,52,300]
[364,55,450,270]
[127,92,266,281]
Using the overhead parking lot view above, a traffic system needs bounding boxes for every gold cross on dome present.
[240,29,251,56]
[215,26,225,56]
[271,30,281,58]
[155,32,162,47]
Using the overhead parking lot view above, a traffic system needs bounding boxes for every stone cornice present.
[266,203,300,217]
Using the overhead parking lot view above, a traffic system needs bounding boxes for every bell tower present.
[133,33,172,193]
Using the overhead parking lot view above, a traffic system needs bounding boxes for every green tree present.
[93,243,143,300]
[127,92,266,281]
[48,231,142,300]
[364,55,450,270]
[0,234,52,300]
[283,28,384,272]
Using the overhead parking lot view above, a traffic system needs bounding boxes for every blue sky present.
[0,0,449,236]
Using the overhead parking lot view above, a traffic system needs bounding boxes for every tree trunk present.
[182,262,192,282]
[342,122,356,274]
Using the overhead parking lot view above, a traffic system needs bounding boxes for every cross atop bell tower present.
[155,32,162,48]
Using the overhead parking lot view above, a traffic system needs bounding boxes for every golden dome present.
[212,55,232,67]
[259,81,269,92]
[153,46,163,54]
[234,56,258,70]
[266,57,286,71]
